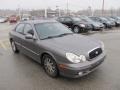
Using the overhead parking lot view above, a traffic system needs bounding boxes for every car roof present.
[58,16,76,18]
[20,19,58,24]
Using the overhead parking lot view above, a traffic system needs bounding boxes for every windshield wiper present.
[57,33,74,37]
[41,36,57,40]
[42,33,74,40]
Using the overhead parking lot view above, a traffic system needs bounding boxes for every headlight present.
[117,21,120,24]
[101,41,105,50]
[80,24,85,27]
[66,53,86,63]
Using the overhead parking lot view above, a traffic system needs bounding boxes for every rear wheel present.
[73,26,80,33]
[11,40,19,53]
[43,54,59,78]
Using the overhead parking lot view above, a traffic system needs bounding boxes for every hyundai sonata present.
[9,20,106,78]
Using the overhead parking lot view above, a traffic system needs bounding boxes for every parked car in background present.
[105,17,120,27]
[0,16,8,23]
[111,16,120,26]
[9,20,106,78]
[100,17,116,27]
[21,14,31,21]
[9,15,19,23]
[79,16,104,31]
[57,16,92,33]
[111,16,120,20]
[103,17,116,27]
[90,16,113,28]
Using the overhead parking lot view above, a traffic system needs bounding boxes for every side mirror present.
[25,34,33,39]
[28,30,34,35]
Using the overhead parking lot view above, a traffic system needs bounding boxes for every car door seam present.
[15,41,39,56]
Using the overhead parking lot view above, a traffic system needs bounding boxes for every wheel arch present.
[9,38,13,42]
[40,51,57,65]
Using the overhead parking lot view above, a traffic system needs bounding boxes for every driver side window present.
[24,24,34,35]
[15,24,24,34]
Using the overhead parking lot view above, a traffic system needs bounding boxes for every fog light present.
[78,72,83,76]
[59,64,67,69]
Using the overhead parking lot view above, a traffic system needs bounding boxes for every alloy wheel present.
[74,26,80,33]
[43,55,58,77]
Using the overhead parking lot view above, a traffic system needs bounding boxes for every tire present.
[73,26,80,33]
[104,23,107,28]
[11,40,19,53]
[43,54,59,78]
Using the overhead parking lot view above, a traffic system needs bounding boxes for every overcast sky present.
[0,0,120,11]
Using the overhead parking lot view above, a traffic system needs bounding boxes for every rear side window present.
[15,24,24,34]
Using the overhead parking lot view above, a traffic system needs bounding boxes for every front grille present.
[89,48,102,59]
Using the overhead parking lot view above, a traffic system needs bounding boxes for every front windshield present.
[80,16,93,22]
[72,17,82,22]
[35,22,73,39]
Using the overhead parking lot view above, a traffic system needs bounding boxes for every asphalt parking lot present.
[0,23,120,90]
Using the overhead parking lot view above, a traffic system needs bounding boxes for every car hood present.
[42,34,101,56]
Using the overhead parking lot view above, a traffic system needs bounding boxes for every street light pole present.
[56,6,61,17]
[18,4,21,20]
[90,0,94,16]
[102,0,105,16]
[44,8,47,18]
[67,0,69,15]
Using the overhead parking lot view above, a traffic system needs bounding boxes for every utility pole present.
[56,6,61,17]
[90,0,94,16]
[44,8,47,18]
[102,0,105,16]
[18,4,21,20]
[88,6,92,16]
[67,0,69,15]
[56,0,61,17]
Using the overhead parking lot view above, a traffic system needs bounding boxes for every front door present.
[21,24,40,62]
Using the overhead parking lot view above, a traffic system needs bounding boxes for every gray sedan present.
[9,20,106,78]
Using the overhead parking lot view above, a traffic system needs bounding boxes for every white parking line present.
[0,40,7,50]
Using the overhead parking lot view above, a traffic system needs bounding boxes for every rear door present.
[12,24,25,50]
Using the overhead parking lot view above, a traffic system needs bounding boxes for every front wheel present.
[73,26,80,33]
[43,54,59,78]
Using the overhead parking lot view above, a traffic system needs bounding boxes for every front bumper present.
[59,53,106,78]
[80,26,92,32]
